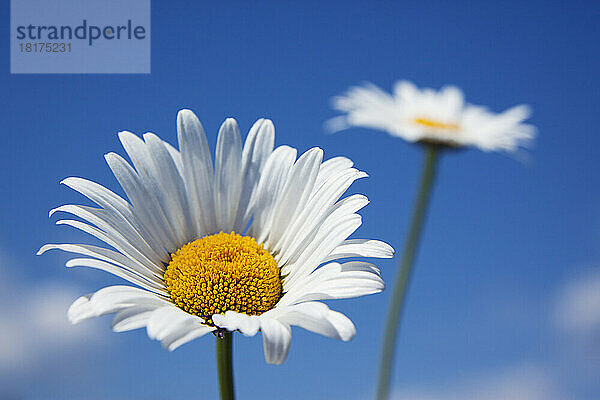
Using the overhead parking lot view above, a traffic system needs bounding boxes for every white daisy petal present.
[330,80,535,152]
[177,109,217,236]
[259,317,292,365]
[281,194,369,288]
[118,131,181,249]
[293,271,384,303]
[214,118,243,233]
[212,311,261,336]
[55,177,165,263]
[104,153,176,249]
[69,285,168,324]
[267,147,323,250]
[162,141,185,178]
[280,261,384,305]
[323,115,350,134]
[322,308,357,341]
[322,238,395,263]
[275,302,356,341]
[38,243,163,281]
[68,295,96,323]
[143,133,194,245]
[248,145,297,242]
[61,176,129,209]
[439,85,464,116]
[234,118,275,232]
[112,305,161,332]
[65,258,168,296]
[146,306,204,340]
[49,212,163,272]
[314,156,354,188]
[281,212,362,291]
[276,168,368,266]
[162,324,215,351]
[393,80,419,100]
[331,83,399,135]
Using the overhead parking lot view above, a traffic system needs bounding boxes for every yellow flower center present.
[164,232,282,324]
[413,117,460,131]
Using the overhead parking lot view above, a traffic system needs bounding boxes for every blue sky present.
[1,1,599,399]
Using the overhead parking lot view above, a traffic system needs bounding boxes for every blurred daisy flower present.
[328,80,535,152]
[39,109,393,369]
[328,81,536,400]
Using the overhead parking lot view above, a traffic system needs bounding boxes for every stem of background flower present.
[375,144,439,400]
[216,331,235,400]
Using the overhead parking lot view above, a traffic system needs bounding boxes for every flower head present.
[328,80,536,152]
[39,110,393,364]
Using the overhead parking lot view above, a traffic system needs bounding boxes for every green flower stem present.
[376,145,439,400]
[216,331,235,400]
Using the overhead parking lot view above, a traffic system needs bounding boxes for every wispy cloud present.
[0,253,109,377]
[381,267,600,400]
[0,281,100,371]
[391,363,562,400]
[554,269,600,337]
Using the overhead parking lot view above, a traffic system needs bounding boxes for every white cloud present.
[385,269,600,400]
[0,254,108,375]
[391,363,562,400]
[555,270,600,336]
[339,263,600,400]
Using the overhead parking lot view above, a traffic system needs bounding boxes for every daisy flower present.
[328,80,535,152]
[38,109,393,367]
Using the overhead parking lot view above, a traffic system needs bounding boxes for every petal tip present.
[36,244,50,256]
[68,296,92,324]
[48,206,62,218]
[177,108,196,119]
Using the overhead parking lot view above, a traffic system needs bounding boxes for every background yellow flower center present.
[164,232,281,324]
[413,117,460,131]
